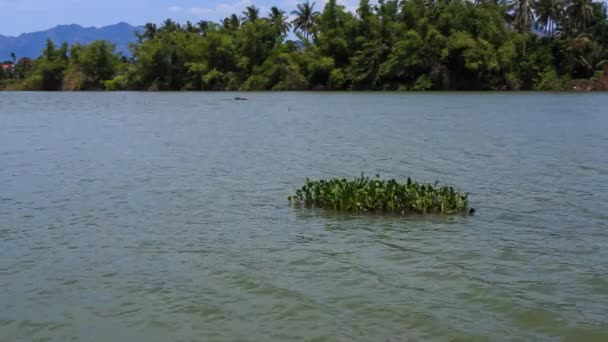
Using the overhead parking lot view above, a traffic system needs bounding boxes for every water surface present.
[1,92,608,341]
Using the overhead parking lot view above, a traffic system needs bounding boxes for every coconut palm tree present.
[197,20,211,36]
[161,19,180,31]
[142,23,157,40]
[242,5,261,23]
[567,0,595,34]
[511,0,535,32]
[534,0,564,36]
[573,38,608,75]
[510,0,535,55]
[161,19,180,32]
[292,1,319,42]
[223,14,241,30]
[185,21,198,34]
[268,6,291,36]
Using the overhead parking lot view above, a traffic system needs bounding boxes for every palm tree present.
[534,0,564,36]
[141,23,157,40]
[511,0,535,32]
[268,6,291,36]
[197,20,211,36]
[510,0,535,55]
[573,38,608,75]
[242,5,260,23]
[10,52,16,63]
[292,1,319,42]
[160,19,180,33]
[567,0,595,34]
[185,21,198,34]
[223,14,241,30]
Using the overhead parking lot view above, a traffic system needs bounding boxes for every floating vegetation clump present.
[289,174,474,215]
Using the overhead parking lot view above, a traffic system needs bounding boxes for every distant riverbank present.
[1,0,607,92]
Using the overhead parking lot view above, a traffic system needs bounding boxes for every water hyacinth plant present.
[288,174,474,215]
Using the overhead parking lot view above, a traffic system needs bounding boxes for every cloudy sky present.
[0,0,360,36]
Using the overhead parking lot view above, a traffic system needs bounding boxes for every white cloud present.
[216,0,253,13]
[188,0,253,18]
[168,6,183,13]
[191,7,212,14]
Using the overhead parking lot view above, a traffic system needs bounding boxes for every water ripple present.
[1,92,607,341]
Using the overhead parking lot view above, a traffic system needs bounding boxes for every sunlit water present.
[1,92,607,341]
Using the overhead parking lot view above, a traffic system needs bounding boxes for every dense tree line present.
[1,0,607,91]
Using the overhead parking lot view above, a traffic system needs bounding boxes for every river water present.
[1,92,607,341]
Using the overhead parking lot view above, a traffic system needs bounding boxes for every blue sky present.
[1,0,607,36]
[0,0,360,36]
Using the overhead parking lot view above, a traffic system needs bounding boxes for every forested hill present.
[0,23,141,59]
[1,0,607,91]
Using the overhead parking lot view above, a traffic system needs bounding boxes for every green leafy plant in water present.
[289,174,474,215]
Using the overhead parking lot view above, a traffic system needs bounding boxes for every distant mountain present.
[0,23,142,60]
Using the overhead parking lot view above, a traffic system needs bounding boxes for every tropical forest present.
[1,0,607,91]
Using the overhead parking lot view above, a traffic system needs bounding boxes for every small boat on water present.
[234,96,248,101]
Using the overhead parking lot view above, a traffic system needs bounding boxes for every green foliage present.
[412,74,433,91]
[13,58,33,80]
[272,53,309,90]
[2,0,607,91]
[535,68,569,90]
[307,56,335,88]
[292,0,319,42]
[76,41,120,88]
[240,74,269,90]
[104,75,128,91]
[20,73,44,90]
[328,68,345,89]
[203,69,230,90]
[62,66,87,90]
[288,174,473,215]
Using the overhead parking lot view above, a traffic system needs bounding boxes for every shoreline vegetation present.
[1,0,607,92]
[289,175,474,215]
